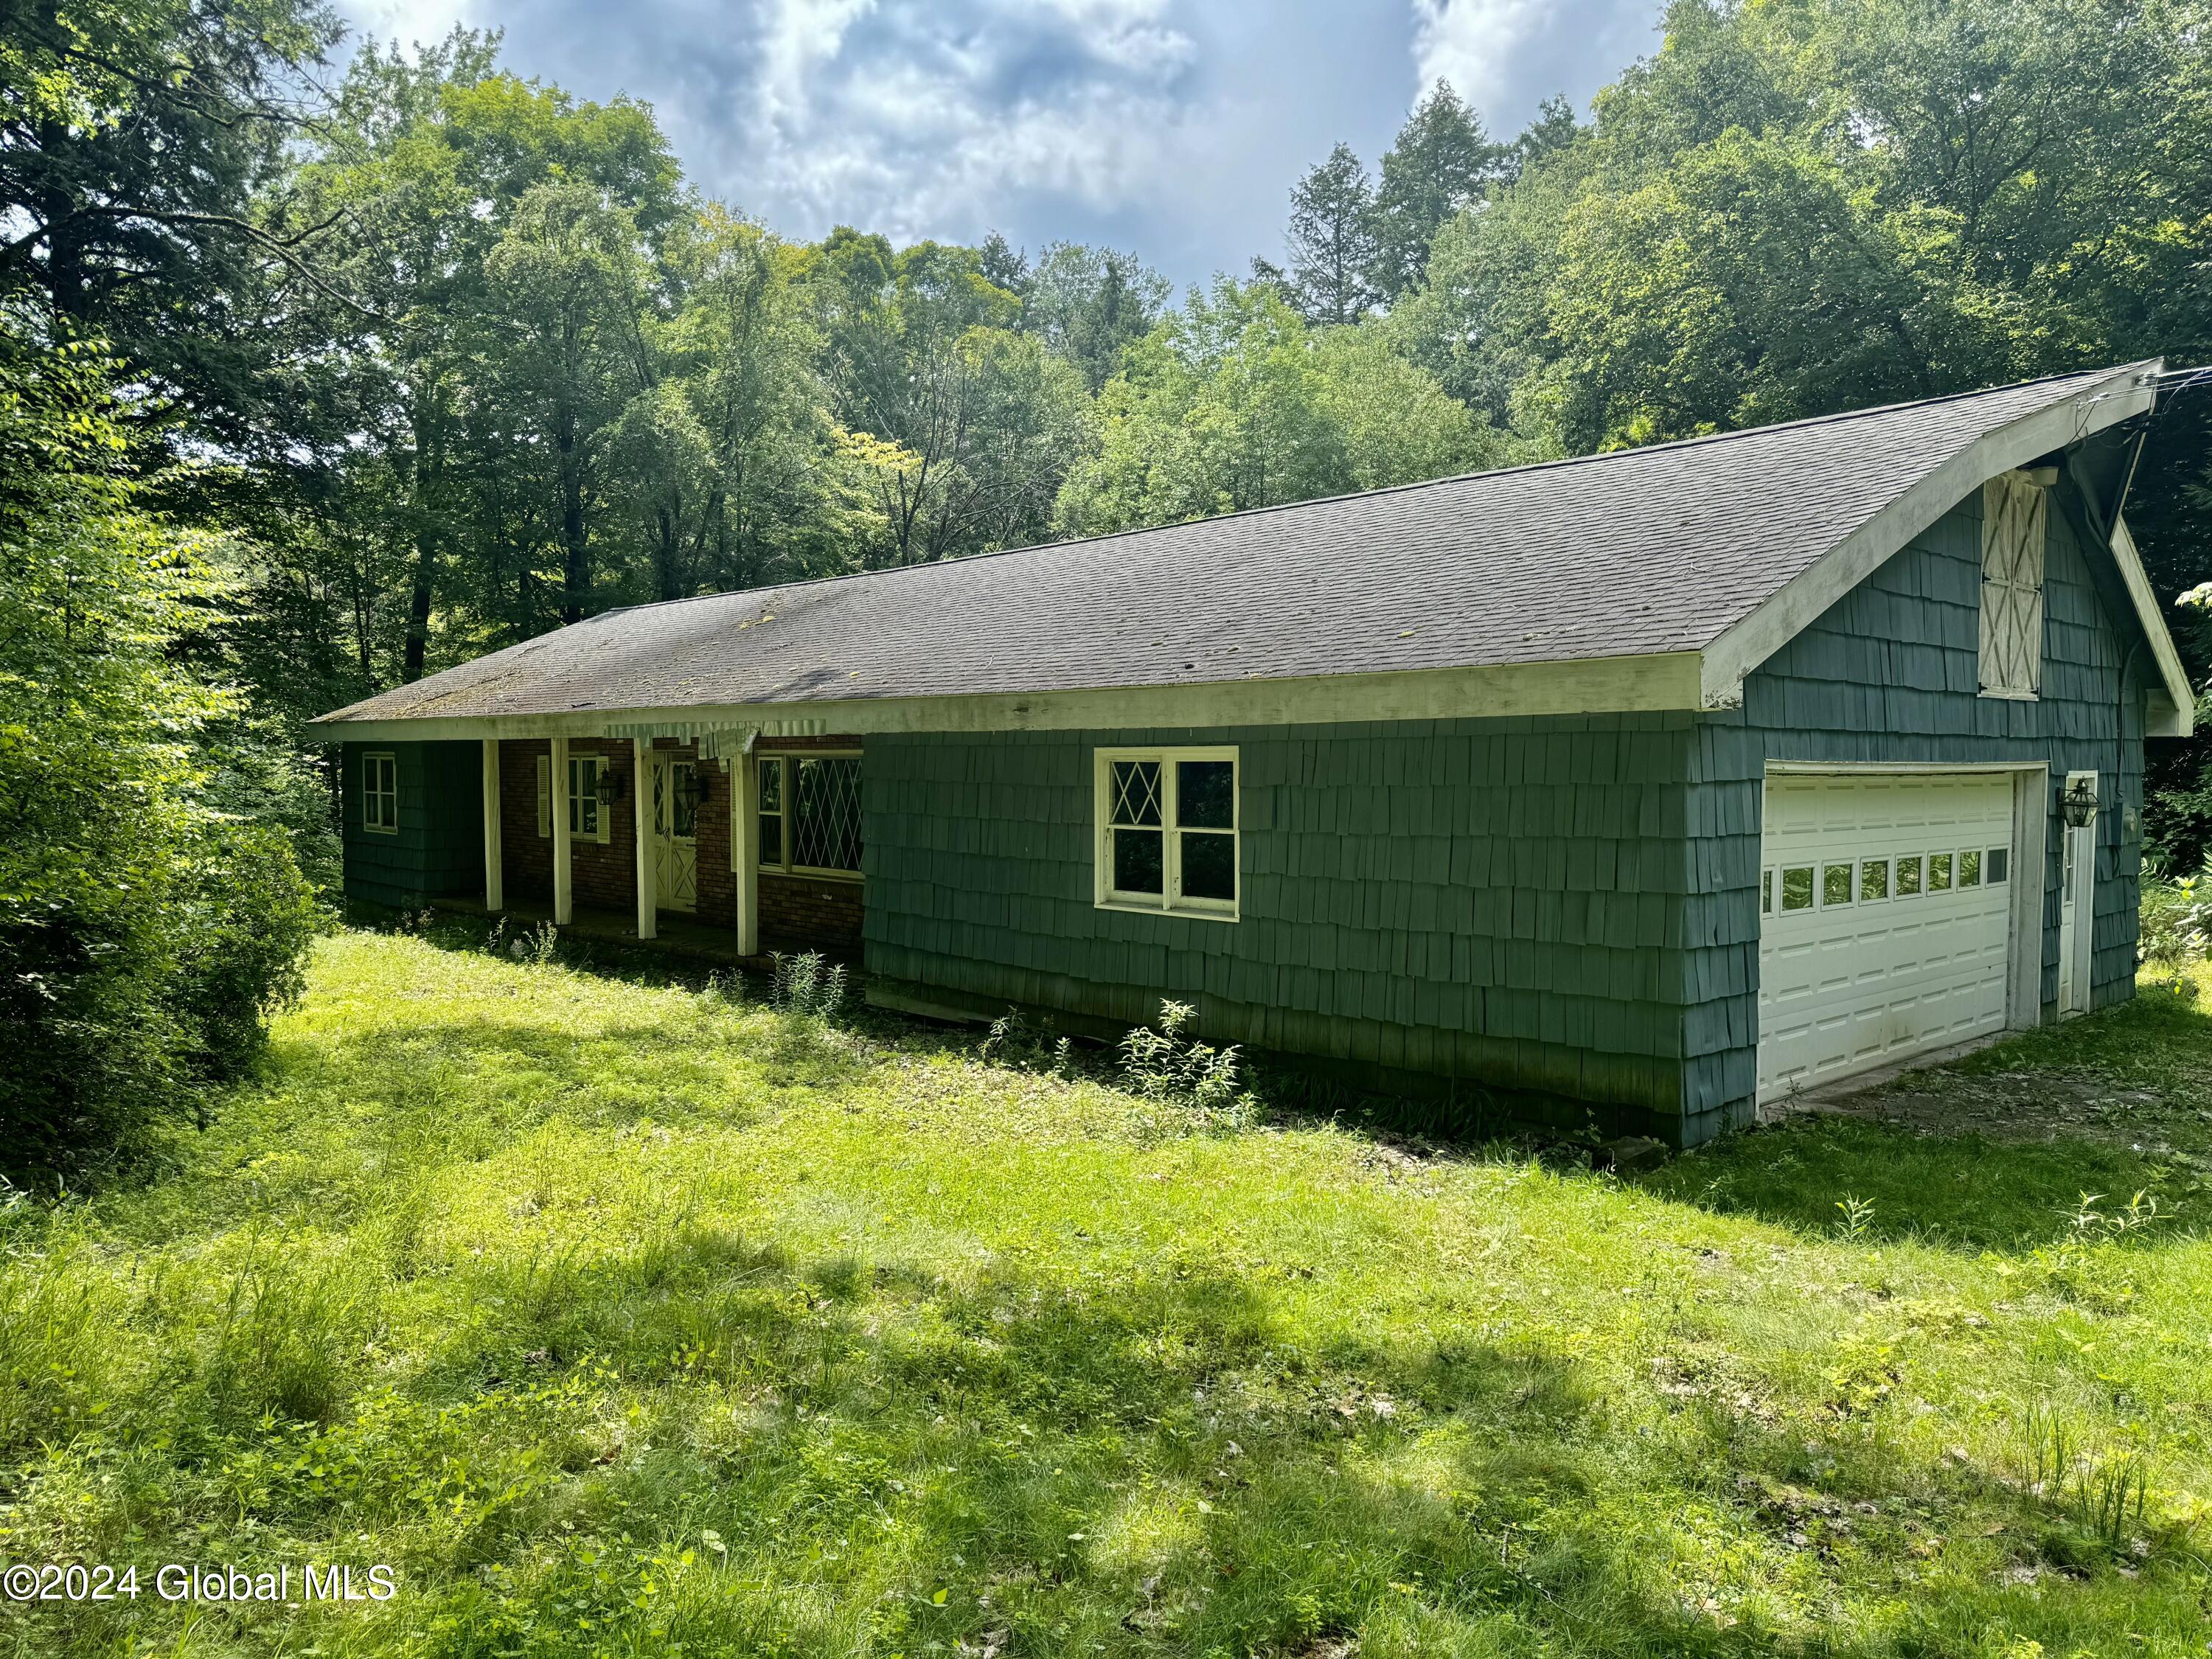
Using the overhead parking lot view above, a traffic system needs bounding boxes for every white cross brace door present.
[653,754,699,913]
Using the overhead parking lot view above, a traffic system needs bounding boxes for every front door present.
[2058,818,2093,1015]
[652,754,698,913]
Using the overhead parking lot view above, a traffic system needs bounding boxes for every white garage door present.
[1757,772,2016,1103]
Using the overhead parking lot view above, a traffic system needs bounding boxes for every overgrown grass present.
[4,933,2211,1657]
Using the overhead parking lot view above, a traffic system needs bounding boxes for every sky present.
[334,0,1666,292]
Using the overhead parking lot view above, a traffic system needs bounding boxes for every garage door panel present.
[1757,773,2014,1103]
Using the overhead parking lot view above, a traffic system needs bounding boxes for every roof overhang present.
[1696,362,2163,709]
[308,650,1708,743]
[2110,513,2197,737]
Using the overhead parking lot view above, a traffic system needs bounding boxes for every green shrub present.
[2138,869,2210,978]
[0,327,321,1176]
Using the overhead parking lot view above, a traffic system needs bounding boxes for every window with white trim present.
[1094,747,1238,919]
[535,752,612,843]
[752,753,862,879]
[1979,470,2047,698]
[361,751,399,834]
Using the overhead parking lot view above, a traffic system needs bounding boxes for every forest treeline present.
[2,0,2210,1167]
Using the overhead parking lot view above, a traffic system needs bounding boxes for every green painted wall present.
[865,712,1704,1136]
[1683,476,2149,1135]
[340,740,486,909]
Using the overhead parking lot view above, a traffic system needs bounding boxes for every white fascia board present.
[1697,364,2160,709]
[306,650,1706,745]
[2108,514,2197,738]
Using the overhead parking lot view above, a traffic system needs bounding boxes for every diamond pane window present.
[754,754,862,878]
[793,757,862,874]
[1096,748,1237,919]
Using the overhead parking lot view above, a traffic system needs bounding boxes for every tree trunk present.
[401,386,438,682]
[557,394,588,625]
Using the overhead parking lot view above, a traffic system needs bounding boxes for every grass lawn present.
[6,929,2212,1658]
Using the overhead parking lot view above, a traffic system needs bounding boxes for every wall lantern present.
[675,768,710,814]
[594,769,623,807]
[2061,775,2099,829]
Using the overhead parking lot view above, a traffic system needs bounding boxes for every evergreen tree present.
[1284,142,1380,325]
[1369,80,1506,302]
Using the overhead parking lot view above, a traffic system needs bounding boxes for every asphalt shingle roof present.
[313,367,2135,728]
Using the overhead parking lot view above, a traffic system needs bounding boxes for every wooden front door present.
[651,754,699,913]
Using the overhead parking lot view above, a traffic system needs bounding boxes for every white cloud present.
[343,0,475,49]
[1407,0,1660,129]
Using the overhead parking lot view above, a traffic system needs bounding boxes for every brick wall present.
[491,734,864,958]
[760,873,864,956]
[497,737,639,912]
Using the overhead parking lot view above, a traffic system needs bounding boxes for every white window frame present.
[749,751,863,883]
[1093,745,1239,922]
[540,753,610,844]
[1978,470,2047,700]
[361,751,399,835]
[567,754,612,845]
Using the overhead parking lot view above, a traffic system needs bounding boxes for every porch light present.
[594,770,622,807]
[2061,775,2098,829]
[675,768,709,813]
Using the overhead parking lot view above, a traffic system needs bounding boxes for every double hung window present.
[361,752,398,834]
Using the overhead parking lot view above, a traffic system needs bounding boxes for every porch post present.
[550,734,573,925]
[633,737,655,941]
[734,749,759,957]
[481,739,504,912]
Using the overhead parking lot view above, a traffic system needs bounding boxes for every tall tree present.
[1284,143,1380,325]
[0,0,342,448]
[1368,80,1506,302]
[1022,242,1172,391]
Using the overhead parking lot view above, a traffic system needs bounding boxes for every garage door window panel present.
[1860,858,1888,900]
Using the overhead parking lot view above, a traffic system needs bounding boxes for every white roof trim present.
[314,651,1707,744]
[1696,363,2160,708]
[2109,513,2197,737]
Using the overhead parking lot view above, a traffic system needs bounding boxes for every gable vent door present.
[1756,772,2015,1105]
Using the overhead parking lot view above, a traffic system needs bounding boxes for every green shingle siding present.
[340,740,485,909]
[866,713,1702,1131]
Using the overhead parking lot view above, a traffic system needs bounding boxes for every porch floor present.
[431,895,849,971]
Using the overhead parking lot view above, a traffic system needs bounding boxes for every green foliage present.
[768,950,848,1019]
[0,328,321,1176]
[1056,279,1511,535]
[1117,998,1245,1110]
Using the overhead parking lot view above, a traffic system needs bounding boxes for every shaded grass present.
[1,934,2209,1657]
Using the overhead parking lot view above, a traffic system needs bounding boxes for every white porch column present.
[481,739,504,912]
[633,737,656,940]
[734,749,759,957]
[550,734,573,925]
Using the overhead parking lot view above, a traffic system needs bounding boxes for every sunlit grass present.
[4,933,2210,1656]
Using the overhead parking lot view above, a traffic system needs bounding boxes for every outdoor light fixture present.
[2061,775,2099,829]
[594,770,622,807]
[675,768,709,814]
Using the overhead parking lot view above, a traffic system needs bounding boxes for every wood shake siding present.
[339,739,484,908]
[864,712,1703,1135]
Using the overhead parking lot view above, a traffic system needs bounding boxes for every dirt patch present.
[1800,1066,2202,1152]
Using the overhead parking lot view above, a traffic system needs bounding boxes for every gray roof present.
[314,365,2148,729]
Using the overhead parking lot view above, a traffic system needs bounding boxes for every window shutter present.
[536,755,550,838]
[1979,473,2046,697]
